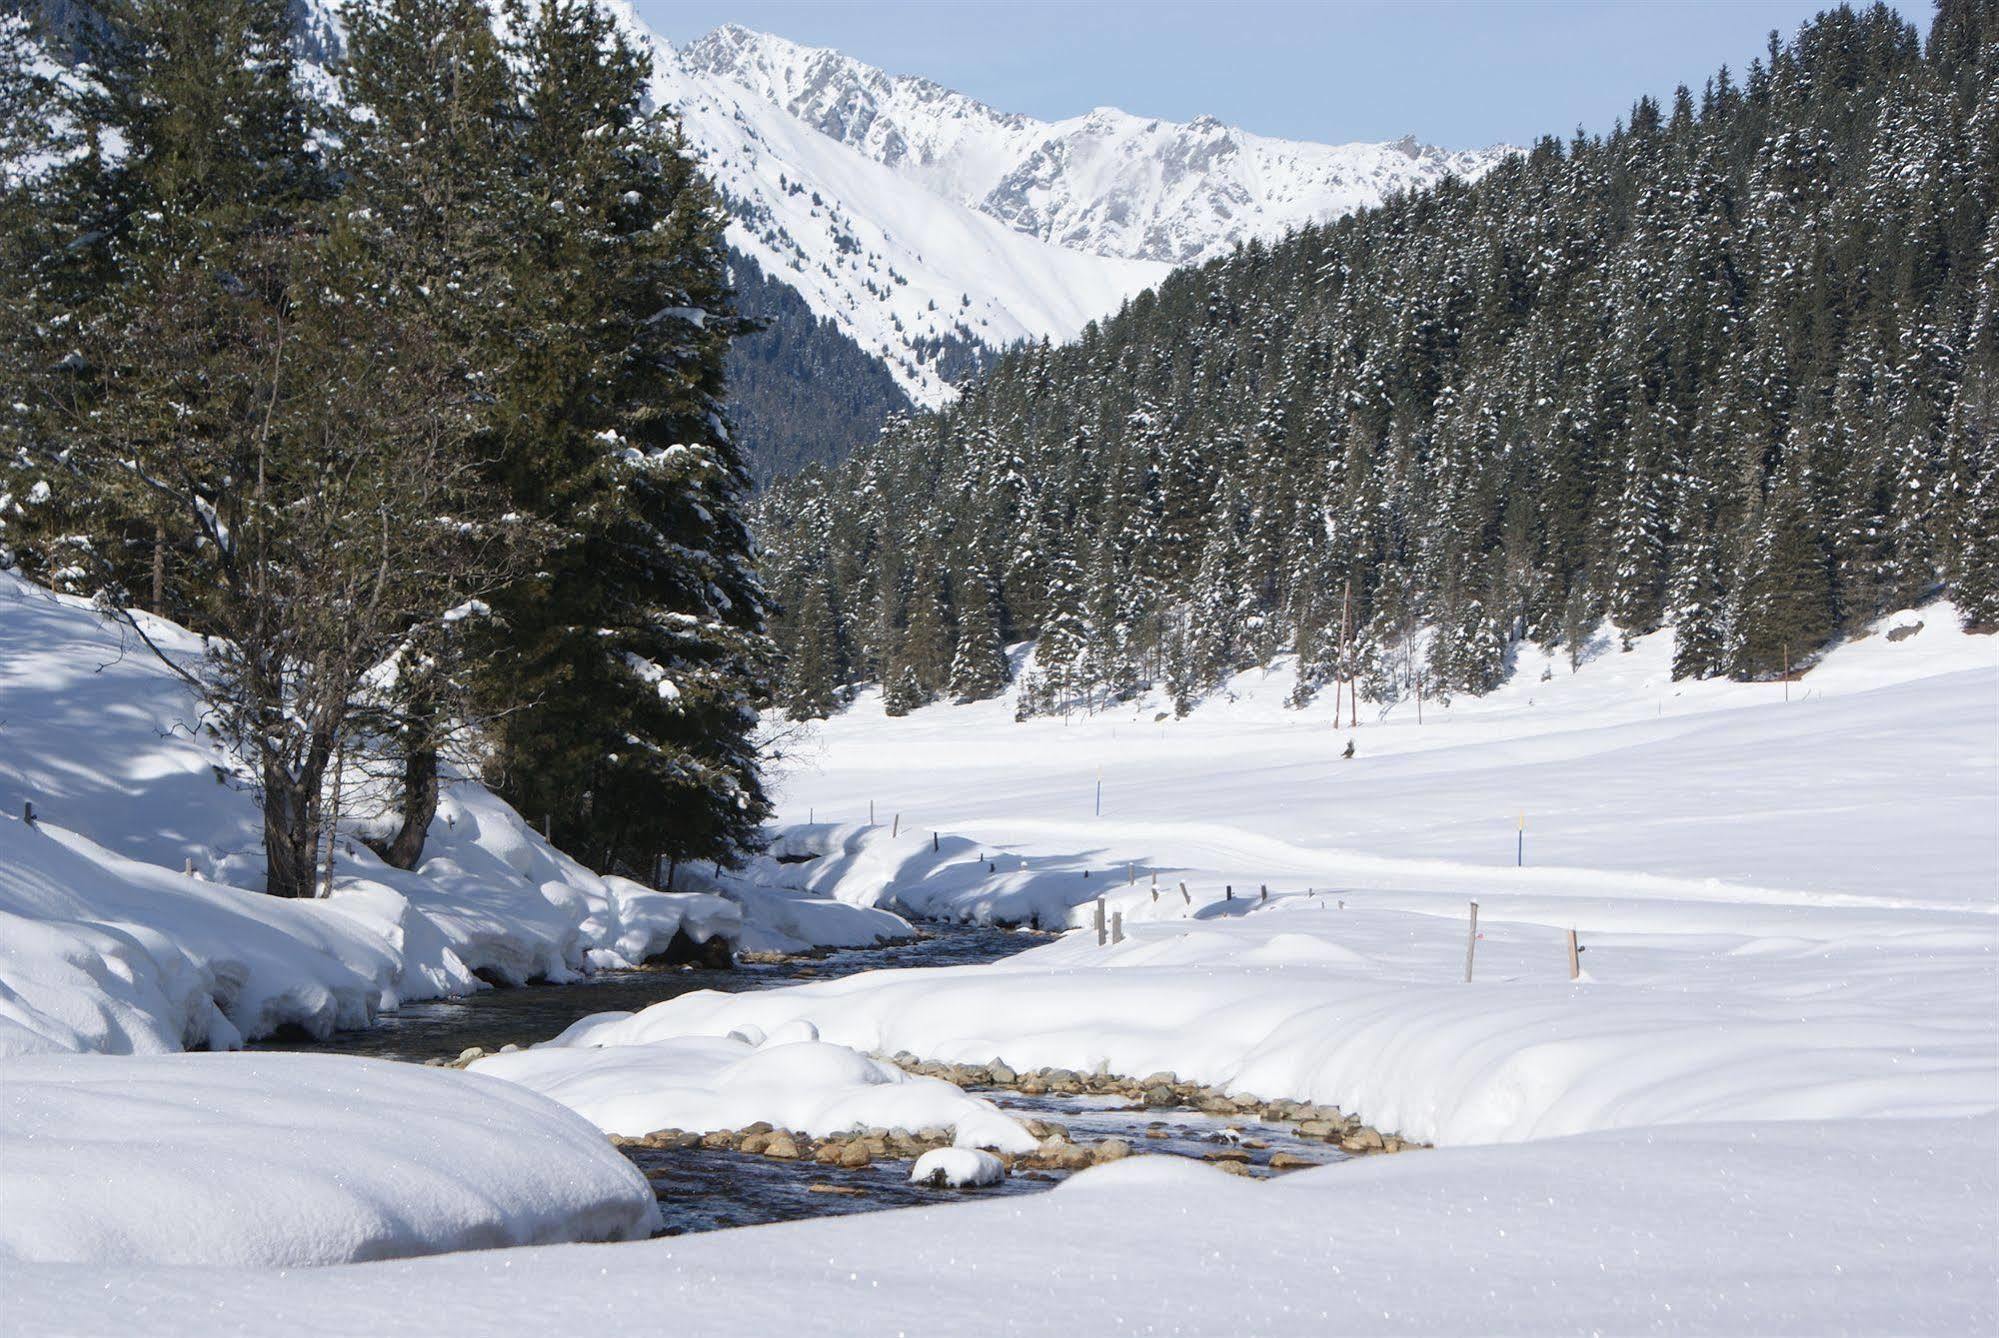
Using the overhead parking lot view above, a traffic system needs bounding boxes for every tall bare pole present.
[1340,578,1354,730]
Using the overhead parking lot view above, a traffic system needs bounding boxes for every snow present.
[0,1052,659,1267]
[909,1146,1005,1187]
[617,605,1997,1153]
[469,1030,1036,1151]
[1,568,1990,1331]
[678,24,1511,267]
[580,8,1507,405]
[0,574,902,1058]
[6,1118,1990,1335]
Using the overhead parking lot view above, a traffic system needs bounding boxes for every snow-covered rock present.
[0,1052,660,1267]
[470,1029,1035,1152]
[909,1146,1005,1187]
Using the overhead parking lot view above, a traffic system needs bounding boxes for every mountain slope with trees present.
[759,0,1999,721]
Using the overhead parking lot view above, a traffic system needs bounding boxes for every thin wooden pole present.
[1095,898,1107,946]
[1179,881,1191,905]
[319,737,346,900]
[892,812,900,838]
[1566,928,1581,980]
[1464,900,1480,982]
[1341,578,1356,730]
[932,830,939,851]
[1111,911,1124,944]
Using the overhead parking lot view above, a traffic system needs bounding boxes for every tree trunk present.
[262,759,319,899]
[151,518,167,614]
[382,742,438,871]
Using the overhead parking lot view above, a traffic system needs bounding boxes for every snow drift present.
[0,1052,660,1267]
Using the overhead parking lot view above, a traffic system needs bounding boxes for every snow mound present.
[470,1030,1036,1152]
[909,1146,1004,1187]
[0,1052,659,1267]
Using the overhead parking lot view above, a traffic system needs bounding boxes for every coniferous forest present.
[0,0,772,891]
[758,1,1999,721]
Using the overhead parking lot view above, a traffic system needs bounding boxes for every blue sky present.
[633,0,1926,149]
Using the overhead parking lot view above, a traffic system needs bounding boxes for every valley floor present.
[3,592,1994,1334]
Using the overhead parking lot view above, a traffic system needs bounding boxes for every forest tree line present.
[0,0,773,895]
[758,1,1999,721]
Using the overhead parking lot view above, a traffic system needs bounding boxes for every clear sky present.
[633,0,1927,149]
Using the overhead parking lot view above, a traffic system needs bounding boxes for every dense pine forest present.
[758,1,1999,721]
[0,0,772,890]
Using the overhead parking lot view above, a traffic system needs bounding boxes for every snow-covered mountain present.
[285,2,1506,410]
[600,11,1511,406]
[676,23,1505,268]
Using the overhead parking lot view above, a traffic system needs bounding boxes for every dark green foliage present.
[4,0,776,883]
[468,0,774,875]
[759,3,1999,713]
[724,248,914,482]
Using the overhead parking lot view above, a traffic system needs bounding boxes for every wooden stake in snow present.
[1128,863,1135,886]
[1179,881,1191,905]
[932,830,939,851]
[1260,884,1268,900]
[21,801,33,825]
[1096,897,1107,947]
[892,813,900,838]
[870,800,876,825]
[1111,911,1124,944]
[1567,929,1581,980]
[1464,901,1480,982]
[184,857,195,877]
[1226,885,1233,901]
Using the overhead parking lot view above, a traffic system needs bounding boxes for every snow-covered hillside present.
[8,602,1993,1335]
[0,575,906,1058]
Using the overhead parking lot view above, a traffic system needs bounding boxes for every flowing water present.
[253,923,1033,1064]
[259,921,1345,1235]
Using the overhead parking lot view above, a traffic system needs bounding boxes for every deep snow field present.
[3,575,1994,1335]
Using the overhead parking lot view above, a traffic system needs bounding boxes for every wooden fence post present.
[1179,881,1191,905]
[933,830,939,851]
[1096,898,1107,946]
[892,813,899,838]
[1111,911,1124,944]
[1567,929,1580,980]
[1464,901,1480,982]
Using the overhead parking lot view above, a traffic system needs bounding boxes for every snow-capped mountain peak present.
[669,24,1513,268]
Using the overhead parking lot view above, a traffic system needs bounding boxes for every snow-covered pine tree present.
[475,0,772,873]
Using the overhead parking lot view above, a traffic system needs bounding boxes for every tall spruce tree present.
[476,0,773,876]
